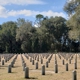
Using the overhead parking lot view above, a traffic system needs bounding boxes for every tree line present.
[0,0,80,53]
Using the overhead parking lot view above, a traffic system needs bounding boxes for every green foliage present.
[64,0,80,40]
[0,21,17,53]
[36,14,44,21]
[0,13,79,53]
[21,41,32,53]
[35,14,44,27]
[41,16,68,42]
[5,46,8,53]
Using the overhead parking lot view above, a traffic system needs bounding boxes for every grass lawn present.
[0,53,80,80]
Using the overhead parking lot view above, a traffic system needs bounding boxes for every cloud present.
[67,0,75,2]
[0,0,45,5]
[0,6,66,18]
[0,6,8,18]
[40,10,66,18]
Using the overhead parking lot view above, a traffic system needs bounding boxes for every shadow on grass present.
[25,77,38,79]
[10,72,17,74]
[0,67,5,69]
[0,65,8,67]
[13,66,20,68]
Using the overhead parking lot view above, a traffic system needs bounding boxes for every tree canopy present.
[64,0,80,40]
[0,5,80,53]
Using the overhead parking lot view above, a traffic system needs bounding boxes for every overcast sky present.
[0,0,68,24]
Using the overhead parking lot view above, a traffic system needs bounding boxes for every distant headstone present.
[35,62,38,69]
[72,70,77,80]
[54,64,58,73]
[66,63,68,71]
[24,67,29,78]
[42,65,45,75]
[62,60,65,65]
[46,61,48,68]
[1,60,4,65]
[74,63,77,69]
[8,65,11,73]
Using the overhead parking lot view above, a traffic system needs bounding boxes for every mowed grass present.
[0,53,80,80]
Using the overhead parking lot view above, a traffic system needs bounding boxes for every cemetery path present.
[5,54,25,80]
[14,54,22,67]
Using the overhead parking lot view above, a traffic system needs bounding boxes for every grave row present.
[21,53,79,80]
[0,53,79,80]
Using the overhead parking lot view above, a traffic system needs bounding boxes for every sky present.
[0,0,68,25]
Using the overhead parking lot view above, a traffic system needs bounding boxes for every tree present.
[17,18,26,27]
[41,16,68,41]
[34,14,44,27]
[16,18,33,52]
[64,0,80,40]
[0,21,17,53]
[39,16,68,51]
